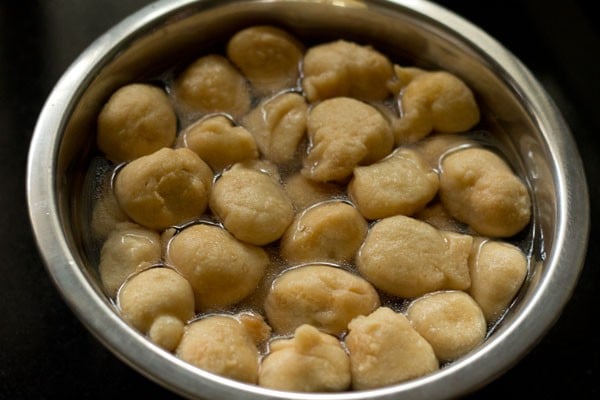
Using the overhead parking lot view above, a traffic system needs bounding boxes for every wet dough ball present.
[357,215,473,298]
[283,173,343,211]
[439,147,531,237]
[118,267,195,351]
[167,224,269,310]
[99,222,162,298]
[227,25,304,95]
[242,92,308,164]
[173,54,251,119]
[259,324,350,392]
[209,163,294,245]
[182,115,258,171]
[114,147,213,231]
[469,239,528,322]
[349,148,439,220]
[345,307,439,390]
[280,201,368,264]
[176,315,261,383]
[392,66,480,144]
[97,83,176,163]
[302,40,394,102]
[264,264,380,335]
[406,291,487,362]
[302,97,393,182]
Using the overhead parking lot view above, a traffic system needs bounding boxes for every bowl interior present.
[30,0,588,399]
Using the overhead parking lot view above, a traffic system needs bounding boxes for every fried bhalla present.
[259,324,350,392]
[357,215,472,298]
[114,147,213,230]
[302,97,393,182]
[264,265,380,335]
[345,307,439,390]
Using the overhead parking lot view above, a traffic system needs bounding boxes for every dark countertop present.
[1,1,597,398]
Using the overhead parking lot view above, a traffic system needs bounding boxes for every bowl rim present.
[26,0,590,399]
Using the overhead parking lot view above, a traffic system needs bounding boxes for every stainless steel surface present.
[26,0,590,399]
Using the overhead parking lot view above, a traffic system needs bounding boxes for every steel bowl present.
[27,0,590,399]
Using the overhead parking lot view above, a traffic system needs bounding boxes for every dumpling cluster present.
[91,25,532,392]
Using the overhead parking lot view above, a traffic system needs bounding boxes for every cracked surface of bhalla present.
[166,224,269,311]
[242,92,308,164]
[345,307,439,390]
[114,147,213,231]
[406,291,487,362]
[99,222,162,298]
[302,40,394,102]
[259,324,350,392]
[302,97,393,182]
[209,163,294,245]
[118,267,195,351]
[349,148,439,220]
[280,201,368,264]
[176,315,261,384]
[264,265,380,335]
[227,25,304,96]
[182,115,259,171]
[97,83,177,163]
[468,239,528,322]
[392,67,480,145]
[439,147,531,237]
[357,215,472,298]
[173,54,251,119]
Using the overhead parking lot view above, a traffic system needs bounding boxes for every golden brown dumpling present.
[227,25,304,96]
[259,324,350,392]
[167,224,269,310]
[114,148,213,230]
[302,97,393,182]
[345,307,439,390]
[97,83,176,163]
[357,215,472,298]
[264,265,380,335]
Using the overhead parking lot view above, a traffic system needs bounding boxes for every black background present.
[1,1,597,399]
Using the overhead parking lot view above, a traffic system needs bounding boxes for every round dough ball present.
[97,83,176,163]
[118,267,195,351]
[173,54,251,119]
[264,265,380,335]
[468,239,528,322]
[182,115,259,171]
[302,97,393,182]
[259,324,350,392]
[176,315,260,384]
[99,223,162,298]
[227,25,304,95]
[439,147,532,237]
[242,91,308,164]
[280,201,368,264]
[114,147,213,231]
[167,223,269,310]
[302,40,394,102]
[406,291,487,362]
[392,66,480,144]
[283,173,343,211]
[357,215,472,298]
[345,307,439,390]
[209,163,294,245]
[349,148,439,220]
